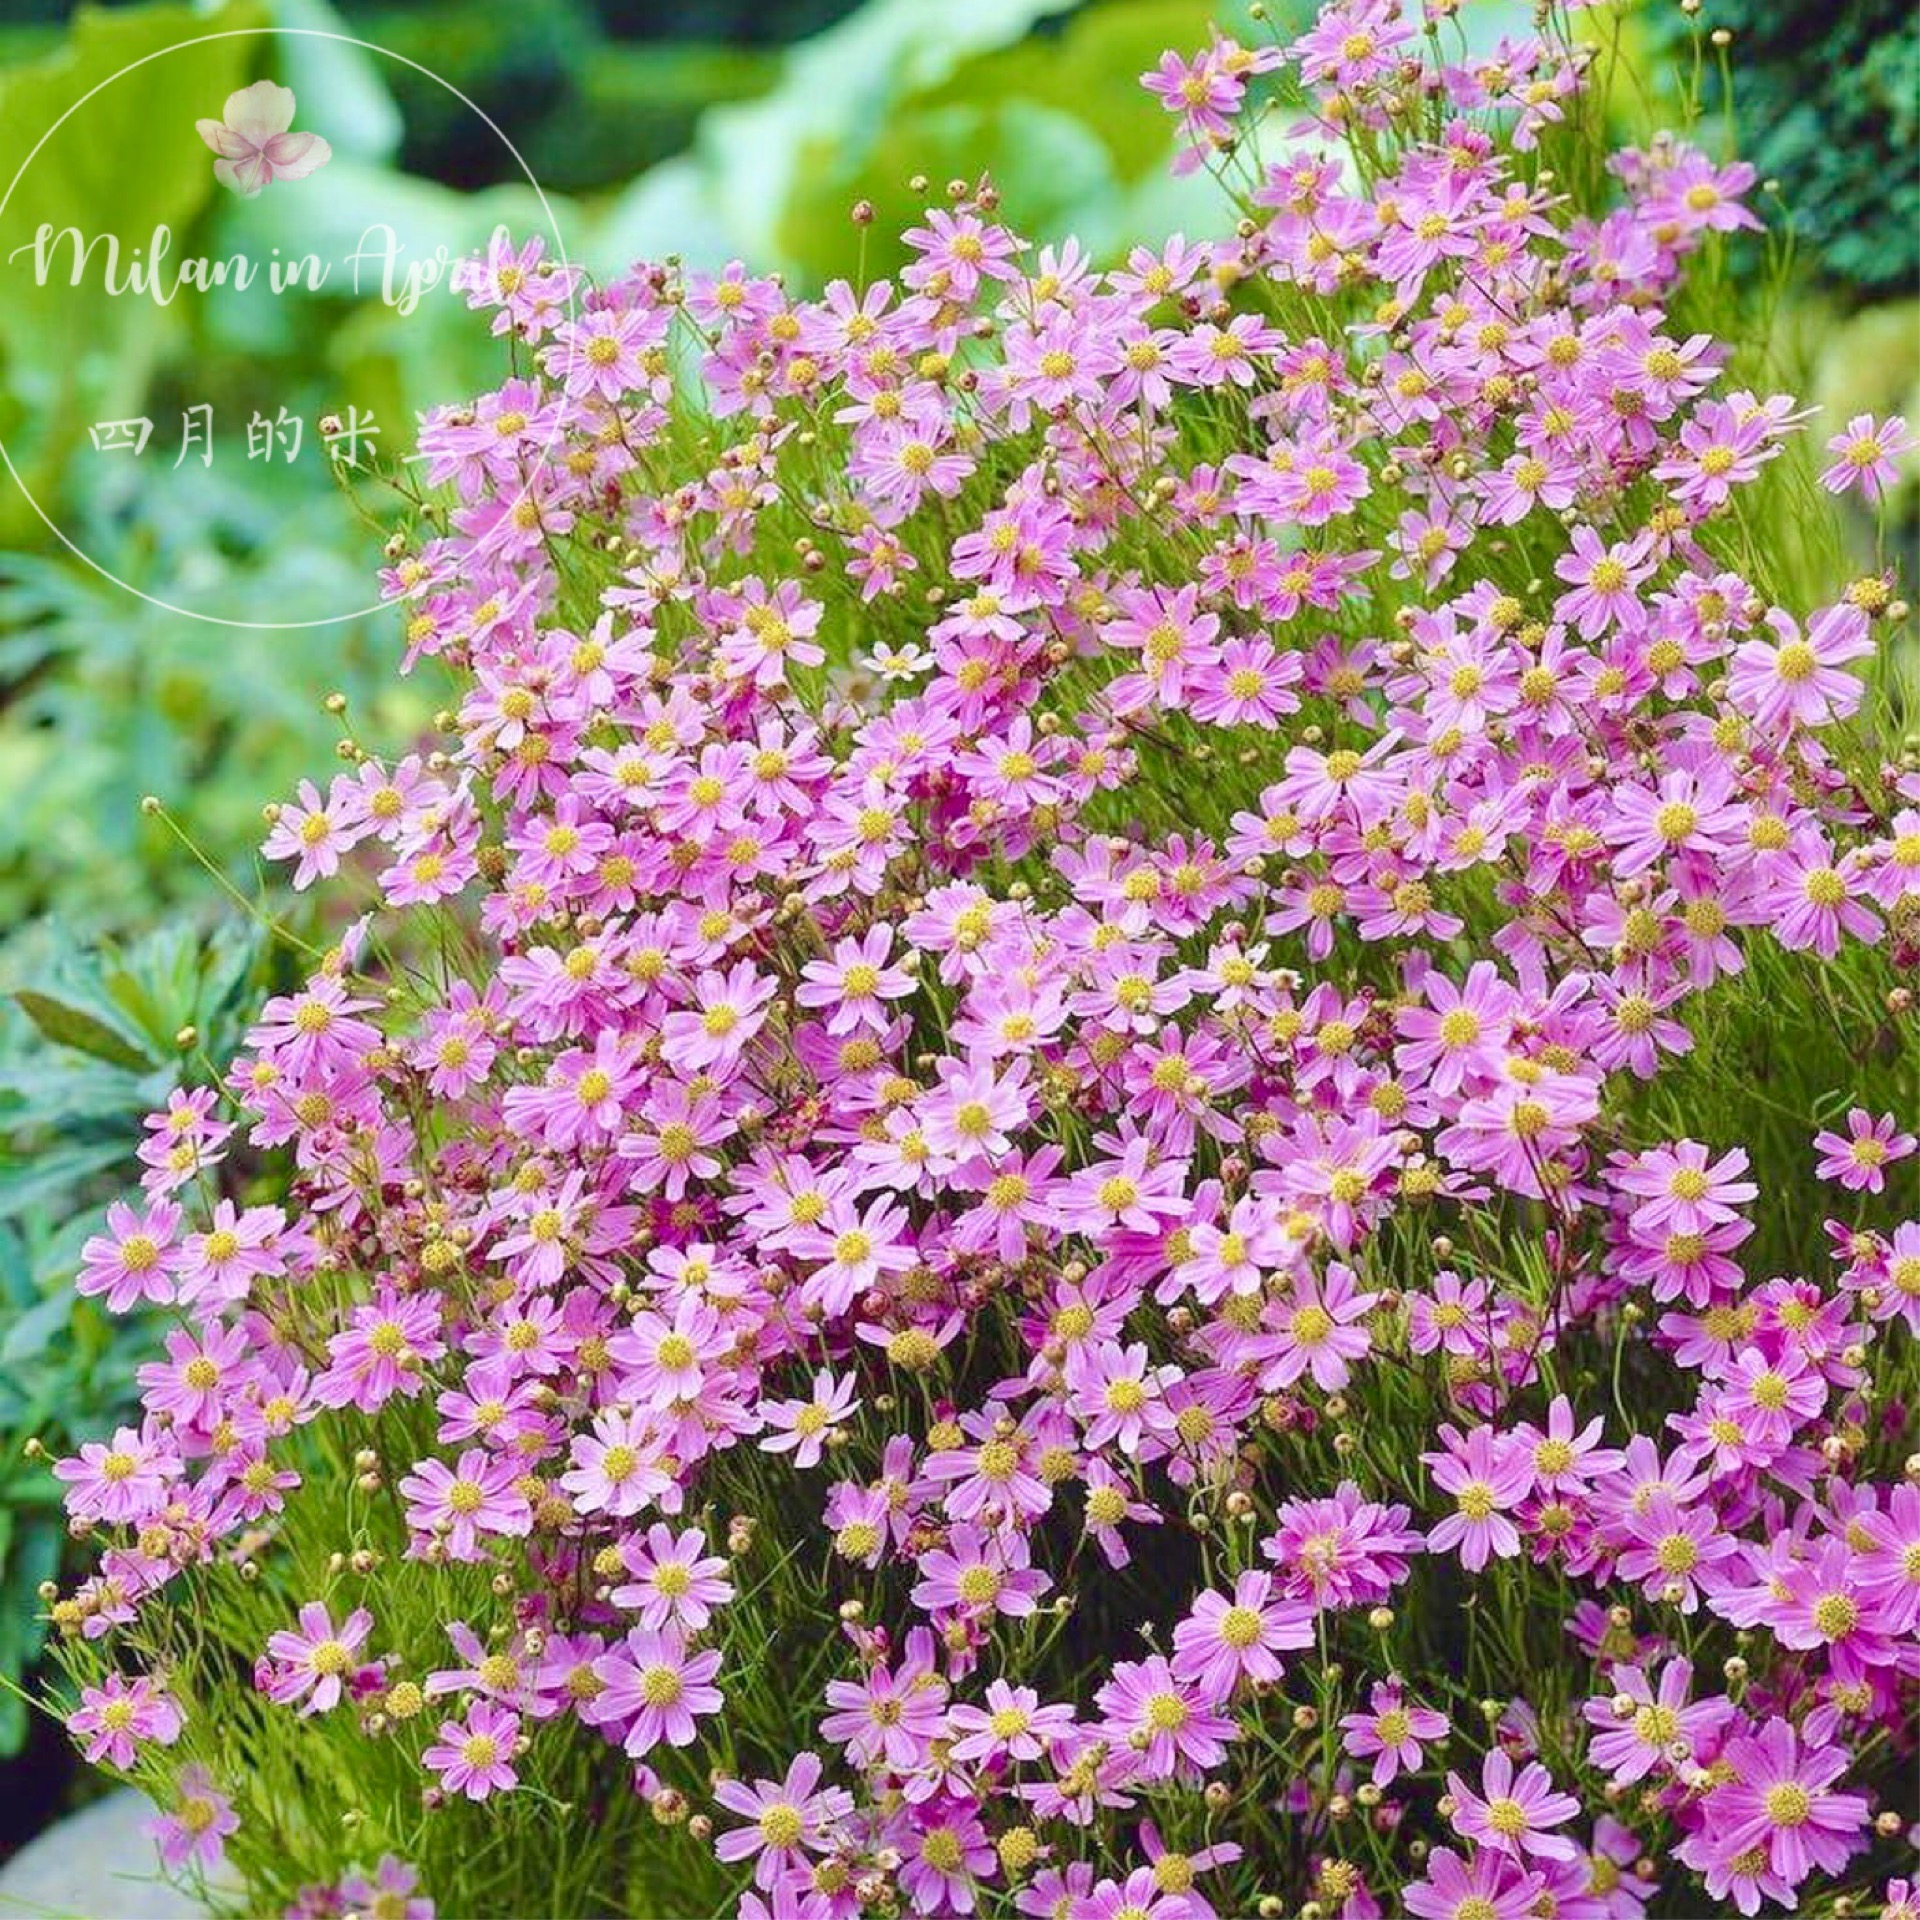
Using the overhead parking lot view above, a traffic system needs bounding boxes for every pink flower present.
[1727,605,1872,731]
[1512,1395,1624,1494]
[196,81,331,197]
[1700,1717,1869,1893]
[610,1524,735,1631]
[911,1522,1051,1621]
[1820,412,1911,502]
[1404,1846,1544,1920]
[1583,1658,1731,1786]
[794,1198,915,1317]
[821,1634,946,1771]
[895,1799,997,1915]
[76,1200,182,1313]
[712,1750,852,1891]
[147,1766,239,1872]
[758,1369,858,1469]
[1096,1653,1236,1779]
[1423,1424,1533,1570]
[398,1448,532,1559]
[1615,1492,1740,1612]
[1067,1340,1180,1456]
[559,1406,672,1518]
[1611,1139,1756,1237]
[265,1600,375,1715]
[947,1680,1076,1766]
[1813,1107,1916,1194]
[1553,526,1654,637]
[53,1425,180,1526]
[423,1700,521,1800]
[796,926,916,1035]
[660,961,776,1073]
[1171,1570,1315,1695]
[592,1626,723,1756]
[338,1858,432,1920]
[314,1289,445,1412]
[1257,1262,1377,1391]
[1446,1749,1581,1860]
[1340,1682,1449,1787]
[69,1671,183,1768]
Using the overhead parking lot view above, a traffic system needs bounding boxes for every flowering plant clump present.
[37,3,1920,1917]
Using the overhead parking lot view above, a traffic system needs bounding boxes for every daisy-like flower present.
[1611,1140,1756,1238]
[69,1671,184,1768]
[1703,1717,1870,1892]
[1813,1107,1917,1194]
[758,1369,859,1469]
[1402,1844,1545,1920]
[1424,1424,1533,1570]
[895,1799,997,1916]
[1615,1493,1740,1612]
[1068,1340,1182,1456]
[76,1200,183,1313]
[1076,1868,1195,1920]
[1582,1658,1732,1785]
[1258,1262,1377,1392]
[147,1766,240,1873]
[397,1448,532,1559]
[423,1701,521,1800]
[1819,412,1912,502]
[1446,1749,1581,1860]
[820,1634,947,1772]
[593,1626,724,1756]
[1726,605,1873,731]
[1717,1346,1827,1447]
[1512,1395,1624,1494]
[1095,1654,1237,1780]
[337,1858,433,1920]
[712,1750,852,1892]
[947,1679,1077,1766]
[559,1406,672,1519]
[911,1522,1052,1621]
[53,1424,180,1526]
[1759,1538,1898,1683]
[263,777,357,887]
[794,1196,916,1316]
[1554,526,1654,637]
[1170,1570,1315,1695]
[265,1601,375,1715]
[1340,1681,1449,1787]
[609,1524,735,1631]
[796,926,916,1035]
[660,961,777,1074]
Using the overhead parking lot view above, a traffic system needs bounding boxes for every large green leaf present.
[11,989,154,1072]
[911,0,1220,185]
[590,0,1077,278]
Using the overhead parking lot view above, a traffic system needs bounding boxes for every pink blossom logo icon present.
[195,79,331,197]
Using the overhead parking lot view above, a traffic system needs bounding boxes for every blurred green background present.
[0,0,1912,1856]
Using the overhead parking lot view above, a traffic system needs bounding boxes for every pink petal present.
[214,151,272,197]
[261,130,331,181]
[196,119,255,159]
[222,79,297,142]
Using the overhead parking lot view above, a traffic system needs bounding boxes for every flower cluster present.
[43,2,1917,1917]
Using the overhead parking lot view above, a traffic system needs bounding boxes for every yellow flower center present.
[1764,1783,1811,1828]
